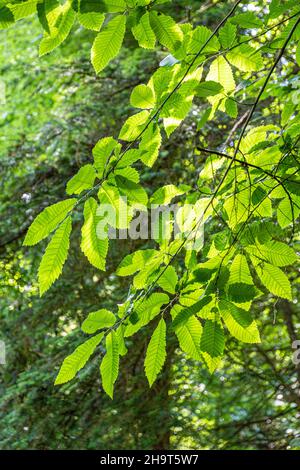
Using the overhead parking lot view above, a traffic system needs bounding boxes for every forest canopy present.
[0,0,300,450]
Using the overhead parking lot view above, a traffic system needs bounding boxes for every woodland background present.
[0,0,300,450]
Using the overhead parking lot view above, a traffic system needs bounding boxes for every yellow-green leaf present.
[100,331,119,399]
[23,198,76,246]
[144,318,167,387]
[38,217,72,296]
[91,14,126,74]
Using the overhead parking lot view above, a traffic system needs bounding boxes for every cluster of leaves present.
[3,0,300,398]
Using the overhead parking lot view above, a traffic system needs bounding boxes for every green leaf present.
[176,316,203,360]
[277,196,300,228]
[219,301,261,343]
[256,263,292,300]
[55,333,104,385]
[132,11,156,49]
[76,0,126,13]
[206,56,235,93]
[219,22,237,48]
[196,81,223,98]
[149,11,183,52]
[37,0,59,34]
[241,221,282,246]
[23,198,76,246]
[81,197,108,270]
[116,249,156,276]
[285,179,300,196]
[172,305,202,361]
[81,309,116,333]
[130,84,155,109]
[197,107,211,130]
[227,283,257,303]
[98,182,132,229]
[132,251,164,289]
[149,66,174,102]
[225,97,238,118]
[252,186,267,205]
[150,184,184,205]
[254,195,272,219]
[206,55,235,116]
[230,12,262,29]
[116,149,141,168]
[172,296,213,329]
[144,318,167,387]
[139,123,162,167]
[9,0,38,21]
[202,352,222,374]
[100,331,119,398]
[38,217,72,296]
[187,25,220,55]
[115,175,148,208]
[224,188,250,228]
[239,125,279,154]
[214,230,229,251]
[66,164,96,195]
[180,282,207,305]
[92,136,118,177]
[0,4,15,29]
[119,110,150,141]
[115,325,127,356]
[200,320,225,358]
[157,266,178,294]
[229,254,253,285]
[246,241,297,267]
[115,166,140,183]
[161,67,202,137]
[78,10,105,32]
[219,299,253,328]
[227,45,263,72]
[39,1,75,56]
[125,292,169,337]
[99,0,126,12]
[91,14,126,74]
